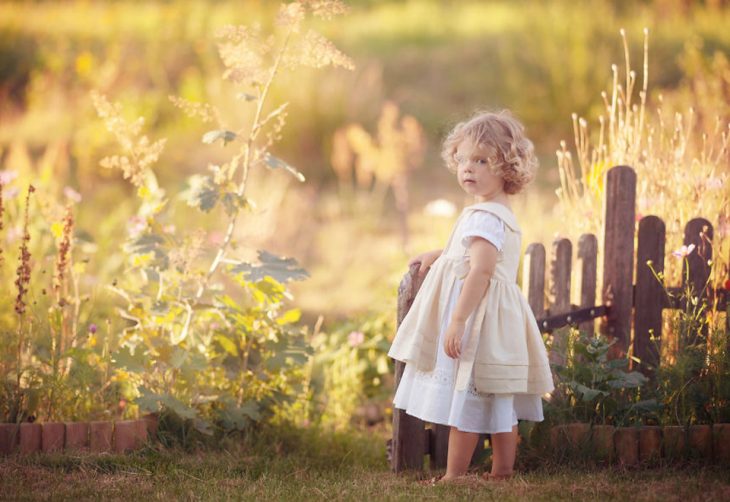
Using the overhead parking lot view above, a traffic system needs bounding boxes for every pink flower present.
[127,215,147,238]
[348,330,365,347]
[0,170,18,184]
[63,186,82,203]
[88,323,97,334]
[672,244,696,258]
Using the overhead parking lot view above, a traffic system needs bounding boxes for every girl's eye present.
[476,158,487,165]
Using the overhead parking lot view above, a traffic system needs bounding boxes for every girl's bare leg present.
[442,427,479,480]
[489,424,518,477]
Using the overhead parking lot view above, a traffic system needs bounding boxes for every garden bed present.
[0,414,157,455]
[544,423,730,465]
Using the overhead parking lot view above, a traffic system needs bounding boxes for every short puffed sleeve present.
[460,211,506,251]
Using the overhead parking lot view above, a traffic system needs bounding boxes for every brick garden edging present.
[0,414,158,456]
[548,423,730,465]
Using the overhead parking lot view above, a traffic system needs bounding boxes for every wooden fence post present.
[601,165,636,358]
[523,243,546,319]
[682,218,714,345]
[634,216,666,375]
[392,263,427,472]
[550,238,572,365]
[577,234,598,336]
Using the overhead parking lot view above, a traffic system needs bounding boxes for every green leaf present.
[215,334,239,356]
[232,250,309,283]
[194,181,220,213]
[264,153,306,182]
[276,308,301,325]
[202,130,237,145]
[222,192,249,217]
[572,383,608,402]
[170,347,187,369]
[112,346,146,373]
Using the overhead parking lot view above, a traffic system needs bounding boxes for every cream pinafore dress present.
[392,203,549,434]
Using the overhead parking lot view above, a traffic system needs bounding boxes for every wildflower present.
[724,279,730,290]
[88,323,97,334]
[126,215,147,239]
[15,185,35,316]
[0,170,18,184]
[53,205,74,303]
[348,330,365,347]
[92,91,166,188]
[63,186,82,203]
[672,244,695,258]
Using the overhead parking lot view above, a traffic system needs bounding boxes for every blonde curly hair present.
[441,110,538,195]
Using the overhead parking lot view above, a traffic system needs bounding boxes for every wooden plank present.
[683,218,713,301]
[601,165,636,358]
[634,216,665,376]
[536,305,608,332]
[392,262,427,472]
[682,218,714,345]
[549,238,572,365]
[430,425,450,469]
[577,234,598,336]
[523,243,546,319]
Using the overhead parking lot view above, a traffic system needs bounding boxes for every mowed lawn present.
[2,428,729,501]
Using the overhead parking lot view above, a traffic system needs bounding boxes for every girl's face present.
[454,136,505,201]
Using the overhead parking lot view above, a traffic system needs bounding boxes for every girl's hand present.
[408,249,442,277]
[443,319,466,359]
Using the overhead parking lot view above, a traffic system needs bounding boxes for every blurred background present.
[1,0,728,430]
[1,0,728,319]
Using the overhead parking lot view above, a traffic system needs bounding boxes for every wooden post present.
[430,425,450,469]
[577,234,598,336]
[634,216,665,376]
[523,243,546,319]
[683,219,713,300]
[682,218,713,345]
[601,165,636,358]
[392,263,427,472]
[550,238,572,365]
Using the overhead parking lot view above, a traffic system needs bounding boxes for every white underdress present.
[393,211,545,434]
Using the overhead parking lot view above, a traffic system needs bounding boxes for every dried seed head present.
[14,185,35,316]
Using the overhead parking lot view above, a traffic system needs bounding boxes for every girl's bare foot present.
[481,471,514,482]
[418,474,479,486]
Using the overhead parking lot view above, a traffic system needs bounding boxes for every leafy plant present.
[92,1,353,435]
[548,328,658,426]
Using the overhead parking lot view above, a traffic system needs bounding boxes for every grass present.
[2,426,730,501]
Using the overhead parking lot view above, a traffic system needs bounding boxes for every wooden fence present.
[390,165,728,472]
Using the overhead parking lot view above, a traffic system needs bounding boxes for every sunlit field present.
[1,0,729,499]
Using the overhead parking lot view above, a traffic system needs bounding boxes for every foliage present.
[555,29,729,289]
[647,251,730,426]
[278,311,394,430]
[0,0,353,433]
[92,0,352,434]
[547,328,658,426]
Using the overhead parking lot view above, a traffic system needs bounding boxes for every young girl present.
[388,110,554,482]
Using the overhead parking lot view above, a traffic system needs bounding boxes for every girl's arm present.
[444,238,498,358]
[408,249,443,276]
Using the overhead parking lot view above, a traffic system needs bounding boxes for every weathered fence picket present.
[601,165,636,358]
[390,165,727,473]
[634,216,666,375]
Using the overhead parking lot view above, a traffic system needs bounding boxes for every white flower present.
[671,244,695,258]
